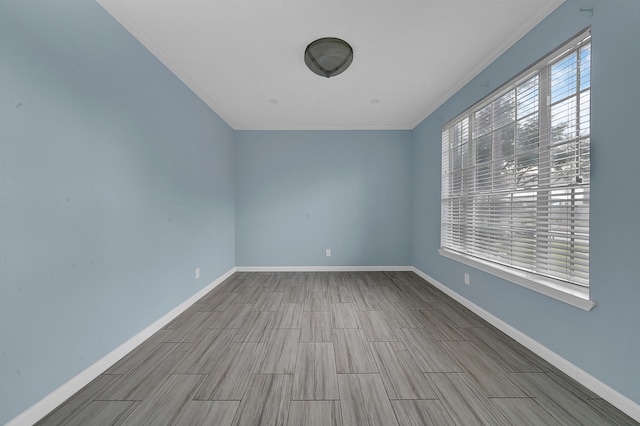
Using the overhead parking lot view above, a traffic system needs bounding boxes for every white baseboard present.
[235,265,413,272]
[6,267,237,426]
[410,267,640,423]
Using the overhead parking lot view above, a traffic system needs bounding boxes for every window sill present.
[439,248,596,311]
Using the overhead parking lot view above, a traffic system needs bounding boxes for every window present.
[440,29,593,309]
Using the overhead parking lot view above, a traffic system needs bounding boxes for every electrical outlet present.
[326,248,332,257]
[464,273,470,285]
[195,267,200,279]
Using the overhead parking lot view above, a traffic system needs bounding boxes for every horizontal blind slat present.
[441,31,591,291]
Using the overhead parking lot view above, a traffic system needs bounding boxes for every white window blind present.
[441,29,591,294]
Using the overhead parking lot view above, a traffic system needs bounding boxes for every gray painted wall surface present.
[2,0,640,423]
[0,0,236,422]
[236,130,412,267]
[411,0,640,406]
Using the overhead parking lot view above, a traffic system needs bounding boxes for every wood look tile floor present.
[37,272,638,425]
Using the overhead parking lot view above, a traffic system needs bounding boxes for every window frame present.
[439,28,595,311]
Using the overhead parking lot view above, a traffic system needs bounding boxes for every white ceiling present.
[97,0,564,130]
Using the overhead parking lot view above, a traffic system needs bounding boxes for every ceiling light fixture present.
[304,37,353,78]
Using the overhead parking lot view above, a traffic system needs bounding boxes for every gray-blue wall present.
[0,0,236,422]
[3,0,640,423]
[236,130,412,267]
[411,0,640,406]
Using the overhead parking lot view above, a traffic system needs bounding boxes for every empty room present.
[2,0,639,424]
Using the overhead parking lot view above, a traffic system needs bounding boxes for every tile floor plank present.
[120,374,205,426]
[231,374,292,426]
[390,400,455,426]
[394,292,435,311]
[252,292,284,312]
[292,342,339,400]
[328,286,354,304]
[410,310,466,341]
[492,398,565,426]
[99,344,186,401]
[439,340,529,398]
[233,286,266,304]
[194,342,258,400]
[255,329,300,374]
[459,327,543,373]
[301,311,332,342]
[35,375,123,425]
[60,401,139,426]
[505,339,559,373]
[235,311,275,343]
[395,328,462,373]
[271,303,303,329]
[333,329,379,374]
[370,341,438,400]
[350,289,381,311]
[431,302,485,328]
[171,328,236,374]
[428,372,511,425]
[371,286,401,303]
[198,292,240,312]
[174,401,239,426]
[511,372,622,425]
[589,398,640,425]
[37,272,635,426]
[287,401,342,426]
[163,311,221,343]
[103,335,172,375]
[337,374,399,426]
[546,369,601,400]
[304,291,330,311]
[163,304,206,329]
[210,304,254,329]
[381,307,423,328]
[330,303,360,329]
[357,311,399,342]
[281,287,308,304]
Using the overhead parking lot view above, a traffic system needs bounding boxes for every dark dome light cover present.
[304,37,353,78]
